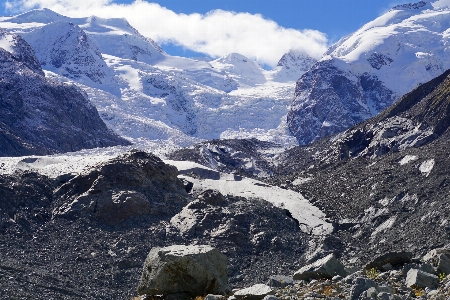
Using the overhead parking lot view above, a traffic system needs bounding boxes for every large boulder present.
[137,245,228,298]
[405,269,439,289]
[53,151,189,225]
[293,254,347,281]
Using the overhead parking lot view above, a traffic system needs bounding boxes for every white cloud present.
[4,0,329,67]
[432,0,450,9]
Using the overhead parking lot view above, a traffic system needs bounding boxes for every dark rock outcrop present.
[53,150,189,225]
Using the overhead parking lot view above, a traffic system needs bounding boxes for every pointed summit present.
[8,8,67,24]
[212,53,266,86]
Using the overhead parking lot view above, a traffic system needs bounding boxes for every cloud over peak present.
[5,0,329,67]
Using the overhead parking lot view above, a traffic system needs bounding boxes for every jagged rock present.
[365,285,395,298]
[405,269,439,289]
[53,151,189,225]
[137,245,228,298]
[233,284,275,300]
[266,275,293,288]
[350,277,377,300]
[423,248,450,274]
[364,252,413,270]
[293,254,347,281]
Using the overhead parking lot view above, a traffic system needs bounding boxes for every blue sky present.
[1,0,419,67]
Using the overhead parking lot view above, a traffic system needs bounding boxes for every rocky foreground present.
[135,245,450,300]
[0,151,307,299]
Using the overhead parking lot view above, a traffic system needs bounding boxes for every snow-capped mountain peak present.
[271,49,317,82]
[7,8,67,24]
[288,1,450,145]
[211,53,266,86]
[78,15,164,64]
[21,20,112,85]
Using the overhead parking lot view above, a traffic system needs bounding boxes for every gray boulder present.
[402,262,436,277]
[437,253,450,275]
[423,248,450,275]
[405,269,439,289]
[293,254,347,281]
[233,284,275,300]
[137,245,228,298]
[364,252,413,270]
[350,277,377,300]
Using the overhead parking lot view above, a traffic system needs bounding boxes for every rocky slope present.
[288,1,450,145]
[0,28,129,156]
[270,67,450,267]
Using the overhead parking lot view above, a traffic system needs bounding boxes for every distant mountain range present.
[0,9,316,150]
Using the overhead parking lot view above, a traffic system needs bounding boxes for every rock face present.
[293,254,347,281]
[53,151,189,225]
[288,60,395,145]
[170,190,304,251]
[271,66,450,267]
[0,28,129,157]
[137,245,228,298]
[316,69,450,161]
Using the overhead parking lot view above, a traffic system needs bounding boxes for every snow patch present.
[419,159,435,176]
[399,155,418,165]
[0,34,14,53]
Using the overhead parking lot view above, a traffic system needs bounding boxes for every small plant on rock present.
[438,272,447,282]
[411,285,425,297]
[365,267,379,280]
